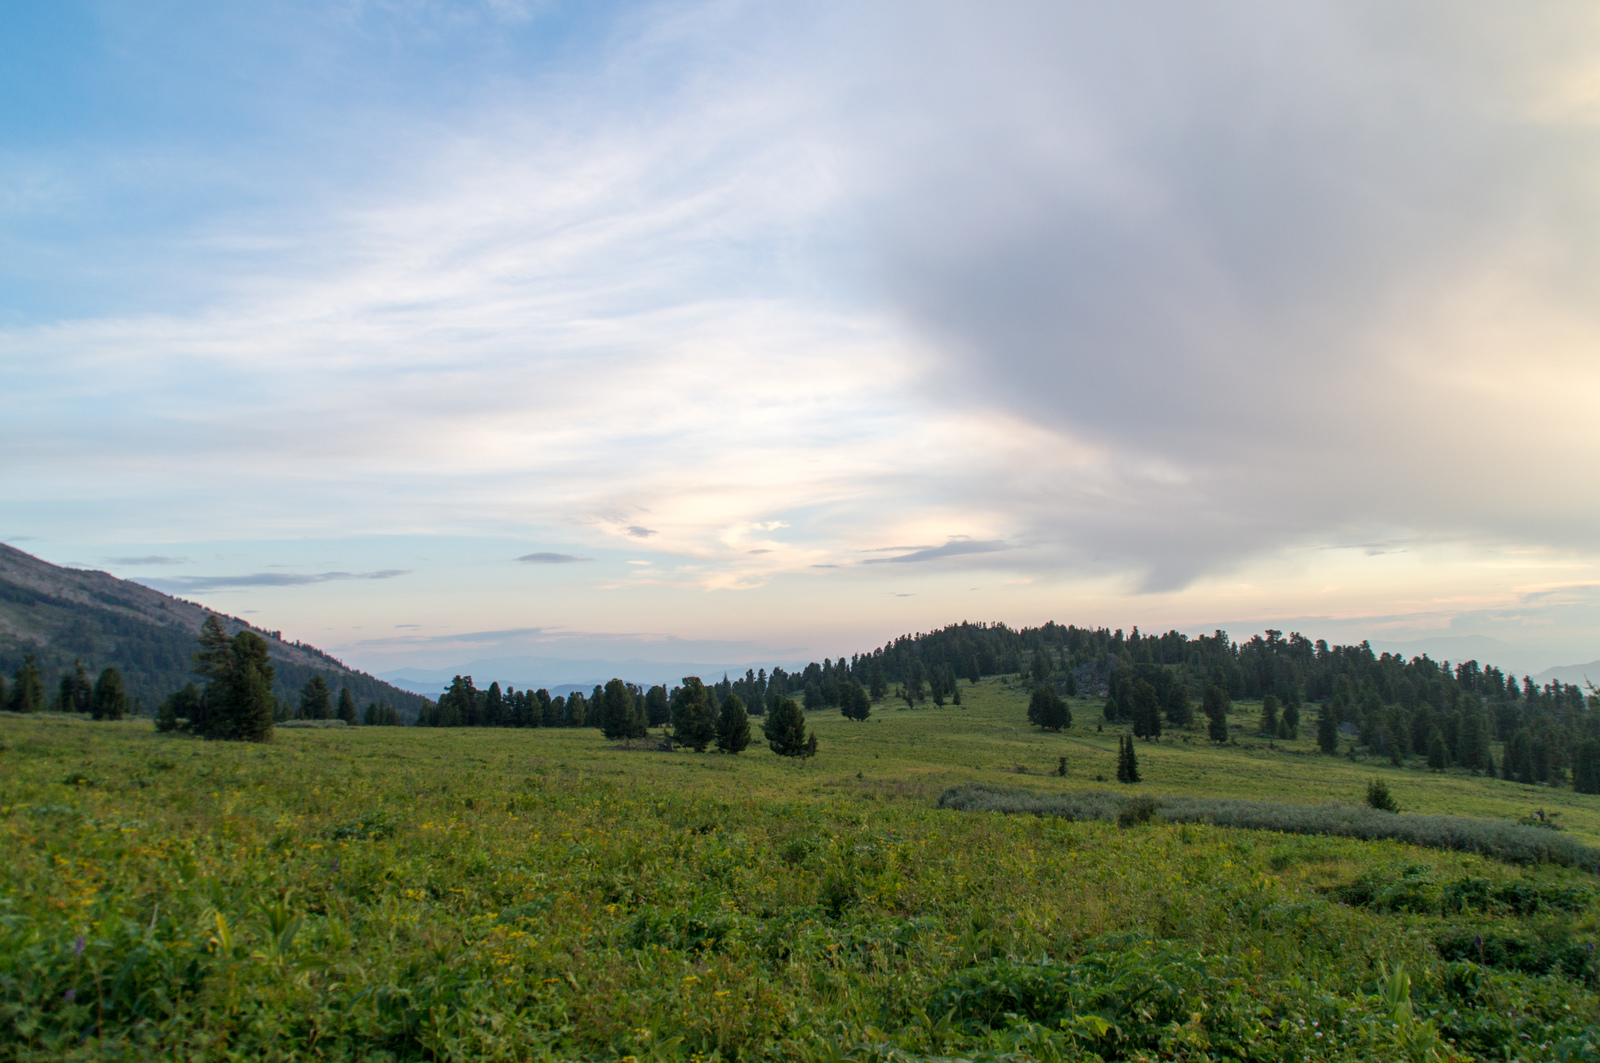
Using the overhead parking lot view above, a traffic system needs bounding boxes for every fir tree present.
[715,692,752,753]
[1573,740,1600,795]
[1259,694,1279,735]
[1165,684,1192,727]
[1116,735,1141,783]
[600,678,646,741]
[337,687,358,724]
[763,695,816,759]
[300,675,332,720]
[192,623,275,742]
[1130,680,1161,740]
[1203,684,1230,744]
[672,677,717,751]
[1316,702,1340,754]
[9,653,44,714]
[1427,729,1447,769]
[1027,687,1070,731]
[841,682,871,721]
[644,684,671,727]
[90,667,128,721]
[1281,699,1300,737]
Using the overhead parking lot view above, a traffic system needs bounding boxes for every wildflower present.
[73,935,85,957]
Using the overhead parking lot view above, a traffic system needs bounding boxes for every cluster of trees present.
[288,674,400,726]
[1115,735,1141,783]
[155,618,275,742]
[1,654,131,719]
[411,670,819,758]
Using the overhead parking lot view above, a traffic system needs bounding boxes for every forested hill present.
[0,544,425,718]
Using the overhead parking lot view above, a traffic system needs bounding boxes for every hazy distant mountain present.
[378,654,811,697]
[0,544,425,717]
[1532,661,1600,689]
[1368,635,1557,678]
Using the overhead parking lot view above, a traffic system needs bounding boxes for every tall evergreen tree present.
[58,660,92,714]
[1317,702,1340,754]
[715,692,751,753]
[191,621,275,742]
[1281,699,1300,737]
[90,667,128,721]
[1027,687,1070,732]
[763,695,817,759]
[601,678,646,741]
[672,677,717,751]
[300,675,331,720]
[9,653,44,714]
[483,682,505,727]
[1259,694,1279,735]
[1203,684,1230,743]
[1116,735,1141,783]
[841,682,872,721]
[1130,680,1161,740]
[1426,729,1447,769]
[337,687,358,724]
[644,684,671,727]
[1165,684,1192,727]
[1573,740,1600,795]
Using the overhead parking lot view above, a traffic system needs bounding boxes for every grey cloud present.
[626,526,657,539]
[142,569,408,591]
[516,552,590,564]
[106,555,188,566]
[864,3,1600,589]
[864,539,1008,564]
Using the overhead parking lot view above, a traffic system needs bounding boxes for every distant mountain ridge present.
[0,544,425,718]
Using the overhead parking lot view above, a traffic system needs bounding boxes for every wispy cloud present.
[865,539,1008,564]
[516,552,590,564]
[105,555,188,566]
[141,570,408,592]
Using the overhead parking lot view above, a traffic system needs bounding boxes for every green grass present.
[2,680,1598,1061]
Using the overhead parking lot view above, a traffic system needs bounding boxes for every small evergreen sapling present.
[1203,684,1230,744]
[1366,778,1399,812]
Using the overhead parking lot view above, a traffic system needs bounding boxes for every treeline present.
[889,622,1600,795]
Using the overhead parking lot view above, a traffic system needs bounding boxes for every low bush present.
[938,783,1600,866]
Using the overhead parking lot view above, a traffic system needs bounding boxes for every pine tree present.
[1260,694,1279,735]
[337,687,358,724]
[951,683,962,707]
[841,682,871,721]
[1165,684,1192,727]
[672,677,717,751]
[1116,736,1141,784]
[1130,680,1161,740]
[90,667,128,721]
[644,684,671,727]
[1203,684,1230,743]
[1281,699,1300,737]
[9,653,44,714]
[715,692,752,753]
[300,675,331,720]
[192,625,275,742]
[870,669,888,701]
[763,695,816,758]
[1316,703,1340,754]
[1573,740,1600,795]
[1427,729,1447,769]
[1028,687,1069,731]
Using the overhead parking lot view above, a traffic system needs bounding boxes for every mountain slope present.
[0,544,425,718]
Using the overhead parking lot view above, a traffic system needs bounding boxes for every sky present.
[4,1,1600,683]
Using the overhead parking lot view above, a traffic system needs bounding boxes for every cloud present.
[865,539,1008,564]
[141,570,408,591]
[516,552,590,564]
[105,555,188,566]
[626,526,658,539]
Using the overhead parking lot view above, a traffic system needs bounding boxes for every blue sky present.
[5,2,1600,681]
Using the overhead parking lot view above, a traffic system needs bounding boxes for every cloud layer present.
[4,1,1599,670]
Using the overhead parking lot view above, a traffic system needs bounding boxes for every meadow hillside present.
[2,682,1598,1061]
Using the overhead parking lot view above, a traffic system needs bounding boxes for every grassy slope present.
[2,681,1598,1061]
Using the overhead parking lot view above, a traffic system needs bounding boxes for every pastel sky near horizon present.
[5,2,1600,679]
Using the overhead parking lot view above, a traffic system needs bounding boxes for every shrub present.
[1366,779,1398,813]
[936,784,1600,866]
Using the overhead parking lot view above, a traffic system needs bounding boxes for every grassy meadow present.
[3,680,1598,1061]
